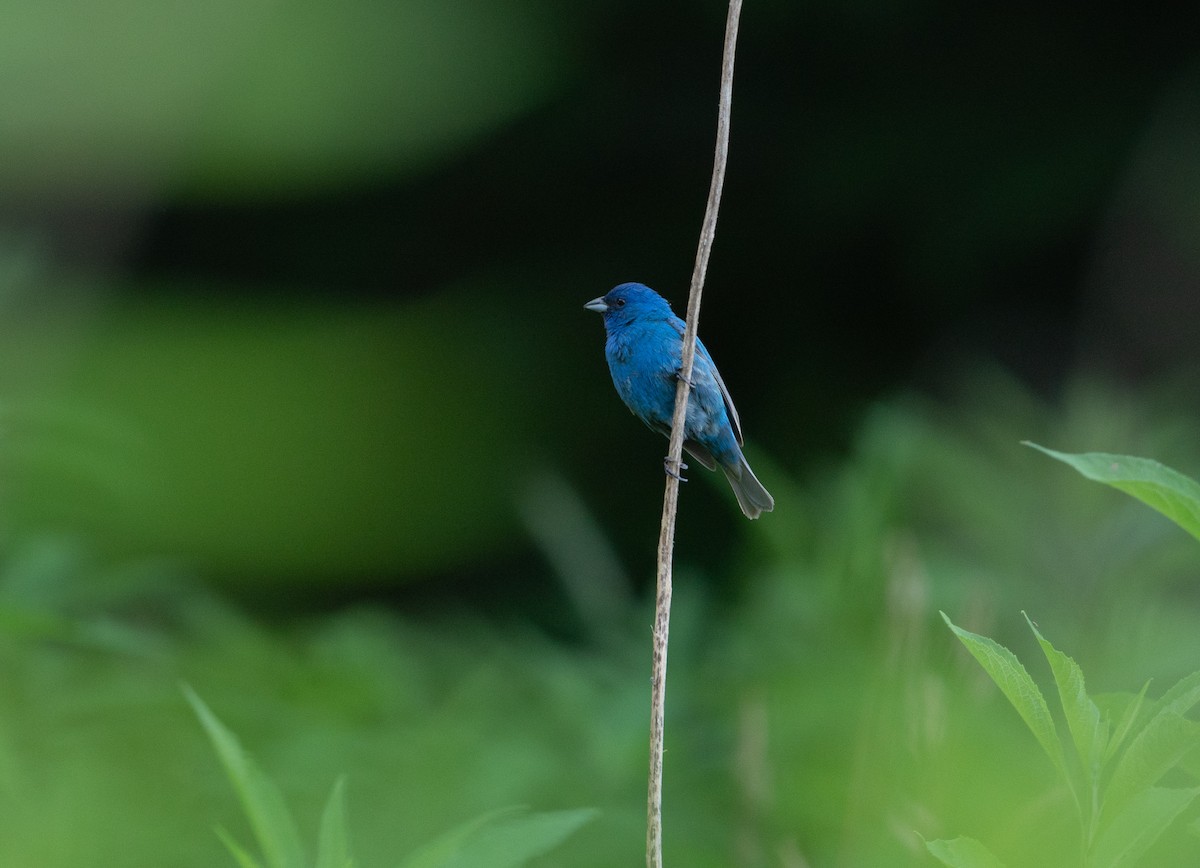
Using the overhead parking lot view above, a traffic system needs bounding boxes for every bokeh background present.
[3,1,1200,865]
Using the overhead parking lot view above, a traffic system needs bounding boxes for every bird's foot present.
[664,458,689,482]
[674,367,695,390]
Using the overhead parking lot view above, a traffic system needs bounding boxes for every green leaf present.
[1101,682,1151,766]
[216,828,266,868]
[1090,786,1200,868]
[925,835,1008,868]
[184,685,306,868]
[1102,712,1200,825]
[1177,739,1200,781]
[1153,669,1200,720]
[316,776,355,868]
[443,807,597,868]
[942,613,1066,775]
[1025,613,1107,775]
[397,809,510,868]
[397,807,597,868]
[1024,444,1200,543]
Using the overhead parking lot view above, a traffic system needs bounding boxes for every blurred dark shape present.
[1083,63,1200,379]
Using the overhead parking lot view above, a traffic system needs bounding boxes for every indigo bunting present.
[585,282,774,519]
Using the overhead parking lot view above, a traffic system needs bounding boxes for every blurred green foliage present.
[187,684,598,868]
[1,1,1199,865]
[0,0,577,196]
[936,612,1200,867]
[0,288,536,581]
[4,372,1200,865]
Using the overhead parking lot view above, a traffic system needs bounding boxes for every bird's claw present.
[674,367,695,390]
[664,458,689,482]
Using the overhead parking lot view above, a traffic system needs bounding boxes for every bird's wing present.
[695,336,743,447]
[667,316,745,447]
[683,439,718,470]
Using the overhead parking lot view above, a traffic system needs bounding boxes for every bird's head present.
[584,282,674,329]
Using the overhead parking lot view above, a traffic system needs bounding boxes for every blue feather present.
[585,283,774,519]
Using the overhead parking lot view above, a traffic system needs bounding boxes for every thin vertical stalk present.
[646,2,742,866]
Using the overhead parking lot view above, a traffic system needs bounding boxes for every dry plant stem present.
[646,1,742,866]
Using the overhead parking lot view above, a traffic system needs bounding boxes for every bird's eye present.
[615,298,626,307]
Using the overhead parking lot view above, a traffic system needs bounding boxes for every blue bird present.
[585,282,774,519]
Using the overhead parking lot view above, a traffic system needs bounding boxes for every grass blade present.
[942,613,1066,776]
[1024,444,1200,544]
[184,685,307,868]
[316,776,355,868]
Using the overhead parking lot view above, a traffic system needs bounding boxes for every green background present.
[2,0,1200,864]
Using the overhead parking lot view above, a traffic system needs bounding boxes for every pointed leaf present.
[216,827,266,868]
[925,836,1008,868]
[1102,670,1200,807]
[1153,669,1200,720]
[1101,682,1151,767]
[942,613,1066,775]
[184,685,306,868]
[1024,444,1200,543]
[316,776,355,868]
[1091,786,1200,868]
[442,807,597,868]
[1097,680,1195,760]
[1103,712,1200,825]
[1177,739,1200,781]
[397,807,596,868]
[397,809,519,868]
[1025,613,1107,775]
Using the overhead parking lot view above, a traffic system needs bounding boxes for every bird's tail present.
[722,455,775,520]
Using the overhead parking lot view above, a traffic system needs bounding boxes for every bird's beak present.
[584,297,608,313]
